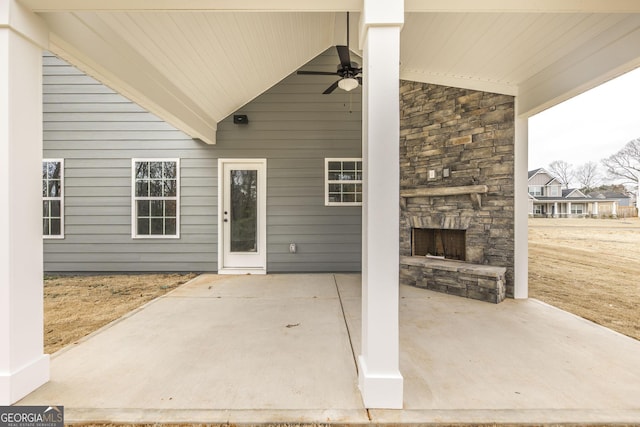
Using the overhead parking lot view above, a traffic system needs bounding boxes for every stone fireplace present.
[399,81,514,303]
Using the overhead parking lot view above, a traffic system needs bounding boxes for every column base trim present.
[0,354,50,405]
[358,355,403,409]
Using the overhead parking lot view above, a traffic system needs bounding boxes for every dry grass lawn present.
[44,273,196,354]
[529,217,640,341]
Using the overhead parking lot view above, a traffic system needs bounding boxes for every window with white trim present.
[132,159,180,238]
[528,185,543,196]
[571,203,584,214]
[325,158,363,206]
[42,159,64,238]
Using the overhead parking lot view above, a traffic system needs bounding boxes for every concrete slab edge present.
[65,408,370,424]
[64,407,640,426]
[368,408,640,425]
[529,298,640,343]
[48,274,204,359]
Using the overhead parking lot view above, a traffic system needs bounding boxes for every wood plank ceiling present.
[27,7,640,143]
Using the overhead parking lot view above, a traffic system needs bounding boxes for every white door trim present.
[217,158,267,274]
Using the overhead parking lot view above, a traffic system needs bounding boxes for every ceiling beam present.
[20,0,363,12]
[45,12,217,144]
[405,0,640,13]
[518,15,640,117]
[20,0,640,13]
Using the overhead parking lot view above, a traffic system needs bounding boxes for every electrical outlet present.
[289,243,297,253]
[428,170,436,179]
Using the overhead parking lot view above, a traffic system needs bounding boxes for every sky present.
[528,66,640,172]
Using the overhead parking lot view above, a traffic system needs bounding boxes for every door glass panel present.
[230,169,258,252]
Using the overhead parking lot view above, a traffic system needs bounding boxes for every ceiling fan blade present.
[323,80,340,94]
[336,45,351,68]
[297,70,339,76]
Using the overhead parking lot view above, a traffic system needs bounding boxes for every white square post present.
[358,0,404,409]
[514,101,529,299]
[0,0,49,404]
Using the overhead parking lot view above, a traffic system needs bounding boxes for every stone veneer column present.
[358,0,404,409]
[0,0,49,404]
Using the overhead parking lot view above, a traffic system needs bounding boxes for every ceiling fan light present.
[338,77,359,92]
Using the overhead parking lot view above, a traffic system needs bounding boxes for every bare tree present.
[548,160,573,189]
[574,161,600,191]
[602,138,640,209]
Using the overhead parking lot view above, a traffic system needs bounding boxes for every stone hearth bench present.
[400,256,506,303]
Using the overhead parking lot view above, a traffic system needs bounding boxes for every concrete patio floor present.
[19,273,640,425]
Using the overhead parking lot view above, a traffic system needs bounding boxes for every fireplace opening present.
[412,228,466,261]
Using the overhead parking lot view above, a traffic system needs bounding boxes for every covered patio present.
[4,0,640,411]
[18,274,640,425]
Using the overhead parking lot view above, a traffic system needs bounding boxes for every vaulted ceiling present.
[19,0,640,144]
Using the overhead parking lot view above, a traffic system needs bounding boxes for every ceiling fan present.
[297,12,362,94]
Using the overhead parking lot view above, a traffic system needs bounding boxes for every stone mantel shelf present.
[401,256,506,279]
[401,185,488,209]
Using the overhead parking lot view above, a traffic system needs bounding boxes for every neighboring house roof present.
[546,177,562,186]
[527,168,563,186]
[528,168,544,179]
[587,191,630,200]
[532,189,628,203]
[528,168,550,180]
[563,189,586,198]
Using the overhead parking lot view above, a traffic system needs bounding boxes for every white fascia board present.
[46,13,217,144]
[546,177,561,185]
[1,0,48,47]
[401,68,518,96]
[569,189,587,198]
[517,17,640,117]
[20,0,362,12]
[404,0,640,13]
[529,168,551,180]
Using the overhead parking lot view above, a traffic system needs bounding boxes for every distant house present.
[528,168,630,218]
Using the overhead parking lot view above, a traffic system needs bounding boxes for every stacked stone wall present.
[399,81,515,298]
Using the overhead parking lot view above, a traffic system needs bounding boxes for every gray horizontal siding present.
[216,49,362,272]
[43,52,217,272]
[44,48,362,273]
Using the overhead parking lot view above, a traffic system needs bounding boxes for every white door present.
[218,159,267,274]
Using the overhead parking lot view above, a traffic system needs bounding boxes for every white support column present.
[358,0,404,409]
[553,202,558,218]
[0,0,49,405]
[514,102,528,299]
[612,201,618,217]
[567,202,572,217]
[593,201,599,217]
